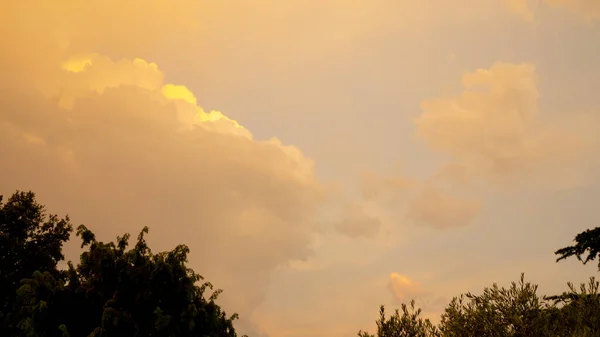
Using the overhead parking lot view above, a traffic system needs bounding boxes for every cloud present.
[387,273,448,319]
[5,0,598,336]
[0,60,325,334]
[415,62,595,189]
[363,61,598,231]
[0,0,203,94]
[0,2,339,334]
[388,273,429,303]
[1,1,418,335]
[334,203,382,238]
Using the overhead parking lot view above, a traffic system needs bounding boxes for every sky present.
[1,0,600,336]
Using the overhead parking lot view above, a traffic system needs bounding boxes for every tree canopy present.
[0,191,242,337]
[555,227,600,270]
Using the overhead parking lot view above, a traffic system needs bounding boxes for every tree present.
[1,190,243,337]
[548,226,600,336]
[545,277,600,337]
[555,226,600,270]
[357,301,440,337]
[439,274,554,337]
[359,227,600,337]
[0,191,72,335]
[358,275,568,337]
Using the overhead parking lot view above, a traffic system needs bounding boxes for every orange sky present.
[1,1,600,336]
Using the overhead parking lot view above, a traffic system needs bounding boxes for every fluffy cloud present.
[415,62,594,189]
[1,2,421,335]
[0,2,345,335]
[0,60,326,335]
[363,62,597,230]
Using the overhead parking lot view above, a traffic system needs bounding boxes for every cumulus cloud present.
[2,2,430,335]
[415,62,595,189]
[363,62,597,231]
[362,62,597,230]
[334,203,382,238]
[0,61,324,335]
[6,0,599,335]
[0,1,348,335]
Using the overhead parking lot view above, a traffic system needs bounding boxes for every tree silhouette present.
[555,227,600,270]
[358,301,439,337]
[1,191,243,337]
[0,191,72,336]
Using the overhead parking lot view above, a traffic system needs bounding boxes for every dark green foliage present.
[0,191,72,336]
[544,278,600,337]
[0,191,242,337]
[439,274,553,337]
